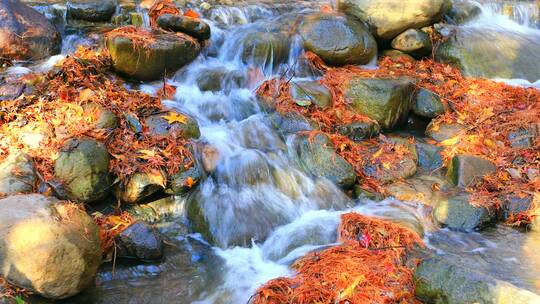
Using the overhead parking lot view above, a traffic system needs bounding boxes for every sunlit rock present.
[0,194,101,299]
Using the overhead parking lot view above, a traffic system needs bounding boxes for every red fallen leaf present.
[184,9,199,19]
[359,231,371,248]
[320,4,333,13]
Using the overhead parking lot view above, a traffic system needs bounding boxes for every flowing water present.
[6,0,540,303]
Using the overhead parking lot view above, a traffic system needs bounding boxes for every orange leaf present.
[162,112,188,125]
[184,9,199,19]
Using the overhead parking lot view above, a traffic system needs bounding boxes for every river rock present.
[446,154,497,187]
[337,119,381,142]
[413,88,446,118]
[381,49,415,61]
[145,111,200,139]
[157,14,211,40]
[0,82,25,101]
[195,67,246,92]
[216,150,273,187]
[391,29,432,57]
[115,221,164,261]
[291,132,356,189]
[337,0,451,40]
[0,194,101,299]
[240,31,289,70]
[416,140,443,171]
[299,13,377,66]
[415,255,540,303]
[54,138,111,203]
[167,164,202,195]
[0,151,35,195]
[433,194,495,231]
[0,0,61,60]
[67,0,117,22]
[436,26,540,82]
[363,140,417,184]
[114,170,166,204]
[82,102,119,130]
[385,174,450,206]
[345,77,415,129]
[446,0,482,24]
[105,29,201,81]
[425,121,466,142]
[508,126,538,149]
[268,111,316,138]
[290,81,332,108]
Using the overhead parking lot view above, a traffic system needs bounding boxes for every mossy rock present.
[391,28,432,57]
[413,88,446,119]
[291,132,356,189]
[0,151,36,195]
[446,154,496,188]
[345,77,415,129]
[299,12,376,66]
[415,255,540,303]
[435,26,540,82]
[105,29,201,81]
[433,194,495,231]
[337,120,381,142]
[290,80,332,108]
[54,138,111,203]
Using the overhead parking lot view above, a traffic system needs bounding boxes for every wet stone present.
[54,137,111,203]
[67,0,118,22]
[299,12,377,66]
[115,221,164,261]
[416,141,443,171]
[0,151,36,196]
[157,14,211,40]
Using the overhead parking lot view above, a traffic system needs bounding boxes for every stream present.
[4,0,540,303]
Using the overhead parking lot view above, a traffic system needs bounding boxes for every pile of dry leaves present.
[251,212,424,304]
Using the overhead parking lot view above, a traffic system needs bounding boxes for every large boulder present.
[67,0,118,22]
[345,77,415,129]
[290,132,356,189]
[0,194,101,299]
[436,26,540,82]
[337,0,451,40]
[433,194,495,231]
[299,13,377,66]
[157,14,211,40]
[54,138,111,203]
[0,0,61,60]
[0,151,35,195]
[105,28,201,81]
[446,154,497,187]
[415,255,540,303]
